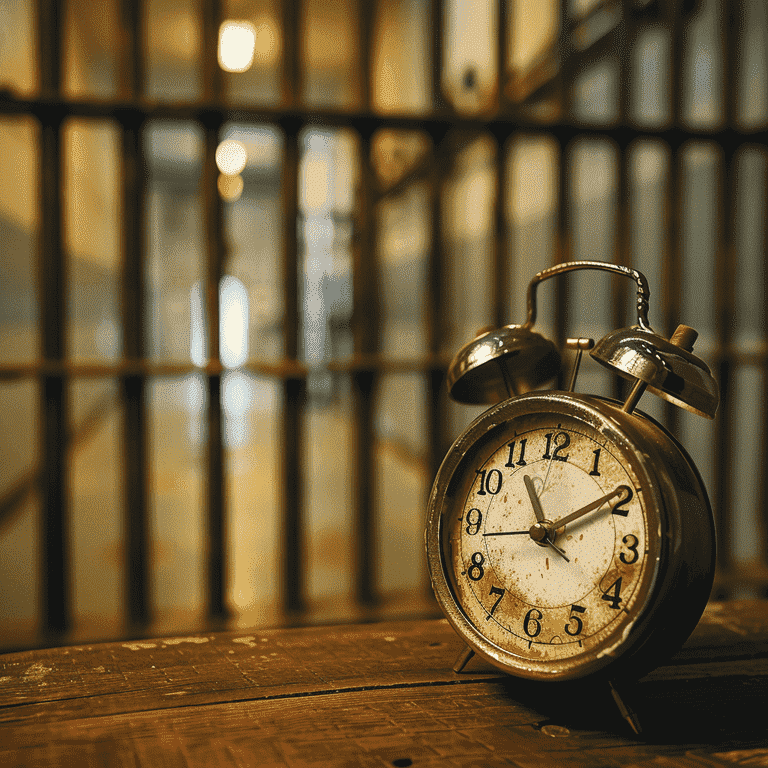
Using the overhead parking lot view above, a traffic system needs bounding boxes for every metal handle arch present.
[523,261,652,332]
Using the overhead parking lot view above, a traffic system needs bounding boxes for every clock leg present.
[609,680,642,735]
[452,645,475,673]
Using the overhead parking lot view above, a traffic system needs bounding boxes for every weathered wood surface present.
[1,601,768,767]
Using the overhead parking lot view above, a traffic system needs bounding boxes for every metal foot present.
[609,680,642,735]
[452,645,475,673]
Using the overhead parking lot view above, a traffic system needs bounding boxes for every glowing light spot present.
[190,276,249,369]
[220,275,249,369]
[218,21,256,72]
[216,139,248,176]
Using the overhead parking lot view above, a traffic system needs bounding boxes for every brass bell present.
[590,324,719,419]
[447,324,561,404]
[447,261,650,405]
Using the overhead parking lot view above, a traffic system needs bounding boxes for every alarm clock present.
[425,261,718,733]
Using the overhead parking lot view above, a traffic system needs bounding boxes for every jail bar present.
[352,124,380,609]
[2,0,768,647]
[118,0,151,631]
[36,0,69,639]
[201,0,229,624]
[712,2,740,586]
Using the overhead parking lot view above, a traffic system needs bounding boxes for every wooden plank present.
[2,671,767,767]
[1,602,768,767]
[0,620,501,724]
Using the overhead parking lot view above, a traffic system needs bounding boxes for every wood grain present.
[1,601,767,767]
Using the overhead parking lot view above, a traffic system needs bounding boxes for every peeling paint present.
[24,662,52,681]
[122,642,158,650]
[161,637,209,646]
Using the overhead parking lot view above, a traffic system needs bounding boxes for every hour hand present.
[524,474,545,522]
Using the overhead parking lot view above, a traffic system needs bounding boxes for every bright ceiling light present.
[215,139,248,176]
[219,21,256,72]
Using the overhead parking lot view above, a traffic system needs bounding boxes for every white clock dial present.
[443,411,658,671]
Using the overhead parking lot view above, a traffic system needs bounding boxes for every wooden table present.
[2,601,768,767]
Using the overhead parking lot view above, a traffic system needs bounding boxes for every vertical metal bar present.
[359,0,373,113]
[712,0,740,585]
[612,1,635,400]
[554,136,570,358]
[759,149,768,595]
[618,0,632,127]
[661,0,685,438]
[201,0,229,623]
[203,117,228,622]
[278,0,305,618]
[351,0,380,610]
[491,130,510,329]
[37,0,61,97]
[611,143,631,400]
[554,1,573,362]
[558,0,572,123]
[280,121,305,616]
[425,133,448,605]
[352,126,379,609]
[496,0,508,114]
[281,131,305,617]
[430,0,446,112]
[281,0,300,107]
[119,0,144,99]
[119,0,150,630]
[37,0,68,639]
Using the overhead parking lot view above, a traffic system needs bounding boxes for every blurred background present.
[0,0,766,651]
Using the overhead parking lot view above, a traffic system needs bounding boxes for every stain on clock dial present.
[444,412,657,665]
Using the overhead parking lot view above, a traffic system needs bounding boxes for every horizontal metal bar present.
[2,91,766,143]
[8,343,768,384]
[0,359,310,380]
[327,355,451,373]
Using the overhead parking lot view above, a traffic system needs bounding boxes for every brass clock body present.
[426,391,716,683]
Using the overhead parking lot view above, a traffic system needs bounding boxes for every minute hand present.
[548,486,629,529]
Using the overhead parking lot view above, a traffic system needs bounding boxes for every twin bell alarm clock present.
[425,261,718,733]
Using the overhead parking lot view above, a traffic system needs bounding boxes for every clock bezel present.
[426,391,715,683]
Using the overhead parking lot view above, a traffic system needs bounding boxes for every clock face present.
[434,405,663,680]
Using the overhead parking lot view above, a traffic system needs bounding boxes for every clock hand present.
[545,538,570,562]
[483,530,529,536]
[524,474,546,522]
[524,474,570,562]
[548,485,629,530]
